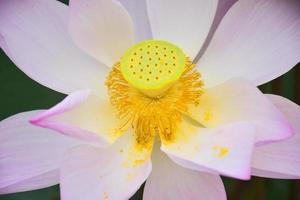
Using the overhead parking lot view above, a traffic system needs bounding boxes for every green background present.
[0,0,300,199]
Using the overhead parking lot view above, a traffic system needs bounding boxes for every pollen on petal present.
[122,142,153,168]
[204,110,213,122]
[126,172,137,181]
[103,192,109,200]
[213,145,229,158]
[112,128,125,139]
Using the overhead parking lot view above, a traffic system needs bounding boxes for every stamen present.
[106,48,204,146]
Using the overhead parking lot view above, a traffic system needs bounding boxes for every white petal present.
[0,33,6,50]
[143,146,226,200]
[190,79,292,143]
[31,90,121,146]
[214,0,238,23]
[251,95,300,179]
[0,171,58,194]
[118,0,152,41]
[199,0,300,87]
[162,121,256,180]
[69,0,135,66]
[146,0,218,59]
[60,133,152,200]
[196,0,238,59]
[0,0,108,94]
[0,111,80,194]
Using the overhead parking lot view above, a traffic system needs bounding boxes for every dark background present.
[0,0,300,199]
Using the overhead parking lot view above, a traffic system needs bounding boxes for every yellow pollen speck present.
[122,142,153,168]
[106,40,204,148]
[213,146,229,158]
[134,159,147,166]
[194,144,201,152]
[107,128,126,142]
[127,172,137,181]
[103,192,109,200]
[204,110,212,122]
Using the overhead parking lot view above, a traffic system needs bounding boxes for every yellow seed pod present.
[120,40,186,97]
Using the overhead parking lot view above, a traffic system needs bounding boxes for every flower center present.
[106,40,203,148]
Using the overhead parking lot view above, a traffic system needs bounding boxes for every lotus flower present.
[1,0,300,199]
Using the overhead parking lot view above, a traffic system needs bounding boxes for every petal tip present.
[29,111,50,127]
[29,114,42,125]
[240,171,251,181]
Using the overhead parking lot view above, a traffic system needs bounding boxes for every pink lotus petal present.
[0,0,109,95]
[197,0,238,58]
[60,133,152,200]
[0,111,80,194]
[251,94,300,179]
[0,170,58,194]
[0,33,5,48]
[162,121,256,180]
[143,146,226,200]
[251,169,300,180]
[146,0,218,59]
[214,0,238,24]
[30,90,121,146]
[69,0,135,66]
[166,154,218,174]
[118,0,152,41]
[199,0,300,87]
[189,79,293,144]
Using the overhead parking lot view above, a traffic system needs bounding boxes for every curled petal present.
[190,79,293,143]
[0,111,80,194]
[162,121,256,180]
[30,90,121,146]
[251,95,300,179]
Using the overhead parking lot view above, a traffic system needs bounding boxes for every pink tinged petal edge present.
[143,144,226,200]
[146,0,218,60]
[0,33,5,48]
[30,90,119,146]
[162,121,256,180]
[60,133,152,200]
[0,170,59,194]
[0,0,109,95]
[69,0,135,67]
[118,0,152,41]
[189,79,293,144]
[198,0,300,88]
[166,154,219,175]
[0,111,80,194]
[251,94,300,179]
